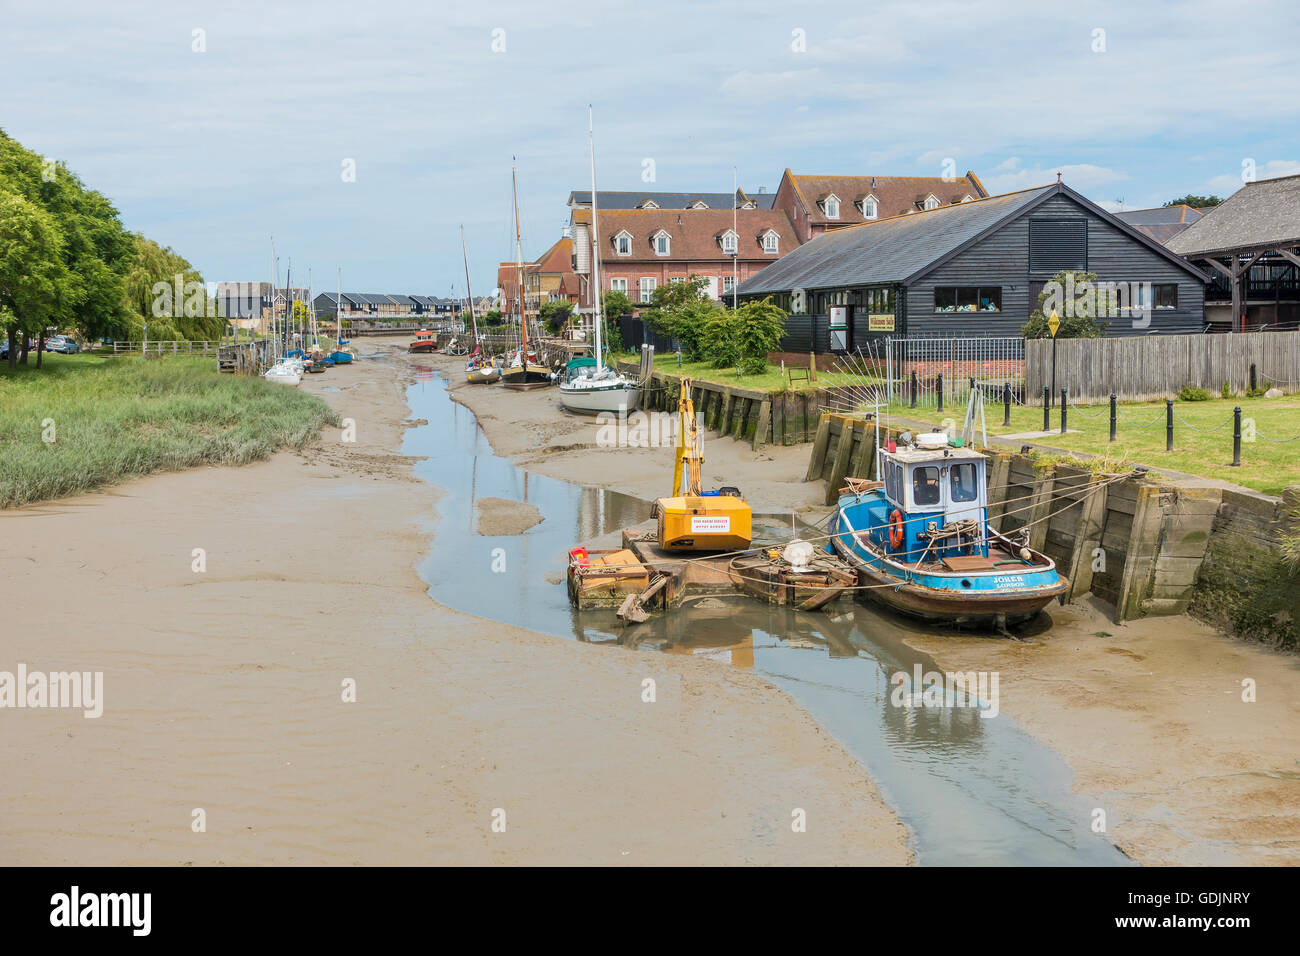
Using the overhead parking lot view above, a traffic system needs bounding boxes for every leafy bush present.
[1178,385,1213,402]
[1021,269,1109,339]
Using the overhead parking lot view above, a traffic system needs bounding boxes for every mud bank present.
[439,351,1300,867]
[0,337,910,866]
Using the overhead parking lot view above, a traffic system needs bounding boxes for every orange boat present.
[408,329,438,353]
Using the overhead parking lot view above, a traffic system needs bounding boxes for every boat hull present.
[500,364,553,389]
[408,342,438,354]
[467,365,501,384]
[557,382,641,414]
[830,510,1068,627]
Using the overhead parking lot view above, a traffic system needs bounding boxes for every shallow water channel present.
[402,370,1129,866]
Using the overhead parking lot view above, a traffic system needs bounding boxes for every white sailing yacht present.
[558,107,641,415]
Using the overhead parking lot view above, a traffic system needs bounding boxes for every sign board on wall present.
[868,313,895,332]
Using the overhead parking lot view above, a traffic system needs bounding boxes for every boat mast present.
[461,224,479,348]
[513,161,527,359]
[268,237,276,357]
[337,268,342,344]
[588,105,604,369]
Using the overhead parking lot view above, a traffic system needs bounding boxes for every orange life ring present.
[888,510,906,551]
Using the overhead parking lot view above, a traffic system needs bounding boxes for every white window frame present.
[922,194,941,210]
[722,275,735,295]
[720,230,738,255]
[761,230,779,254]
[639,277,656,303]
[961,195,974,203]
[614,230,632,256]
[609,277,627,294]
[861,194,879,220]
[823,194,841,219]
[638,200,659,210]
[652,230,671,256]
[689,200,709,209]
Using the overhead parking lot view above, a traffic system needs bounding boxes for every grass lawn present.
[0,352,339,508]
[642,354,875,393]
[880,394,1300,496]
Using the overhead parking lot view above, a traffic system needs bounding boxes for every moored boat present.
[828,435,1067,628]
[264,361,302,386]
[408,330,438,353]
[557,357,640,413]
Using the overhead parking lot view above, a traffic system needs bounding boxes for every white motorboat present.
[264,360,302,386]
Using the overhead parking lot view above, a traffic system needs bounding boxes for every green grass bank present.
[0,354,339,508]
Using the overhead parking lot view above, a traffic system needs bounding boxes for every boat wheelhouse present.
[829,433,1067,628]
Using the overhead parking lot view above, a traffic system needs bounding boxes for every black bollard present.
[937,374,944,413]
[1232,406,1242,466]
[1060,388,1068,434]
[910,370,917,409]
[1250,364,1257,394]
[1109,393,1117,442]
[1166,399,1174,451]
[1003,381,1011,427]
[1042,386,1050,431]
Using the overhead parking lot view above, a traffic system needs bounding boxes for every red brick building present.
[569,206,801,322]
[773,169,989,242]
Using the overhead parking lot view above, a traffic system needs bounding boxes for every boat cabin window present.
[950,462,979,502]
[912,466,941,506]
[885,460,903,505]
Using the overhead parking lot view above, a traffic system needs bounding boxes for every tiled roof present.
[533,236,573,273]
[786,170,989,225]
[1166,175,1300,257]
[738,186,1055,294]
[572,207,799,261]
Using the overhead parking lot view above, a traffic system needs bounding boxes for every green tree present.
[638,277,719,361]
[1022,270,1108,339]
[122,234,223,341]
[729,297,789,374]
[539,300,572,335]
[1163,195,1222,209]
[0,190,67,368]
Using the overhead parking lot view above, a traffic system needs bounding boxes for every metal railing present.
[881,336,1026,410]
[112,340,225,355]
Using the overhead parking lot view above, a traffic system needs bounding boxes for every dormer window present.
[761,230,779,254]
[720,230,738,255]
[961,195,974,203]
[614,230,633,256]
[740,200,756,209]
[688,200,709,209]
[823,194,841,219]
[859,194,879,220]
[637,200,659,210]
[652,230,671,256]
[922,194,940,210]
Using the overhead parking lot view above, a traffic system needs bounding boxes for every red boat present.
[408,330,438,354]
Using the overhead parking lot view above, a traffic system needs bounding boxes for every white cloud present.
[1201,159,1300,197]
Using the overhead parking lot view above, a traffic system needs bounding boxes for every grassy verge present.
[0,353,339,508]
[645,355,871,392]
[878,395,1300,496]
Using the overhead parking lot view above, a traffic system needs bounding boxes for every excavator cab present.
[654,379,753,552]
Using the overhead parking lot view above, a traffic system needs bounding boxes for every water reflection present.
[403,370,1129,866]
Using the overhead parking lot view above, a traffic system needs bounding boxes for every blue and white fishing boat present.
[828,431,1067,628]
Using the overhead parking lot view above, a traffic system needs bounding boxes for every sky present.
[2,0,1297,295]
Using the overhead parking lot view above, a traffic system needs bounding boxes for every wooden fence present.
[1026,331,1300,403]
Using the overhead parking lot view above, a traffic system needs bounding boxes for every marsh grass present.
[0,355,339,507]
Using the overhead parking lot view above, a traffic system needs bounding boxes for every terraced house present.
[568,204,801,324]
[772,169,990,242]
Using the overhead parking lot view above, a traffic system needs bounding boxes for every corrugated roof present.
[738,186,1052,294]
[1166,175,1300,257]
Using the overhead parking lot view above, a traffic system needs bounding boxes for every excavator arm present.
[672,378,703,498]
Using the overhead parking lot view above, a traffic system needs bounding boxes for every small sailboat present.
[460,225,501,383]
[328,269,354,365]
[500,163,552,390]
[828,432,1068,628]
[558,107,640,415]
[264,359,302,386]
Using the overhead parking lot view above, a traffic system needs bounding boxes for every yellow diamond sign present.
[1047,310,1061,337]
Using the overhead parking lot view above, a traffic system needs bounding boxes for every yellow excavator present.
[654,378,752,552]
